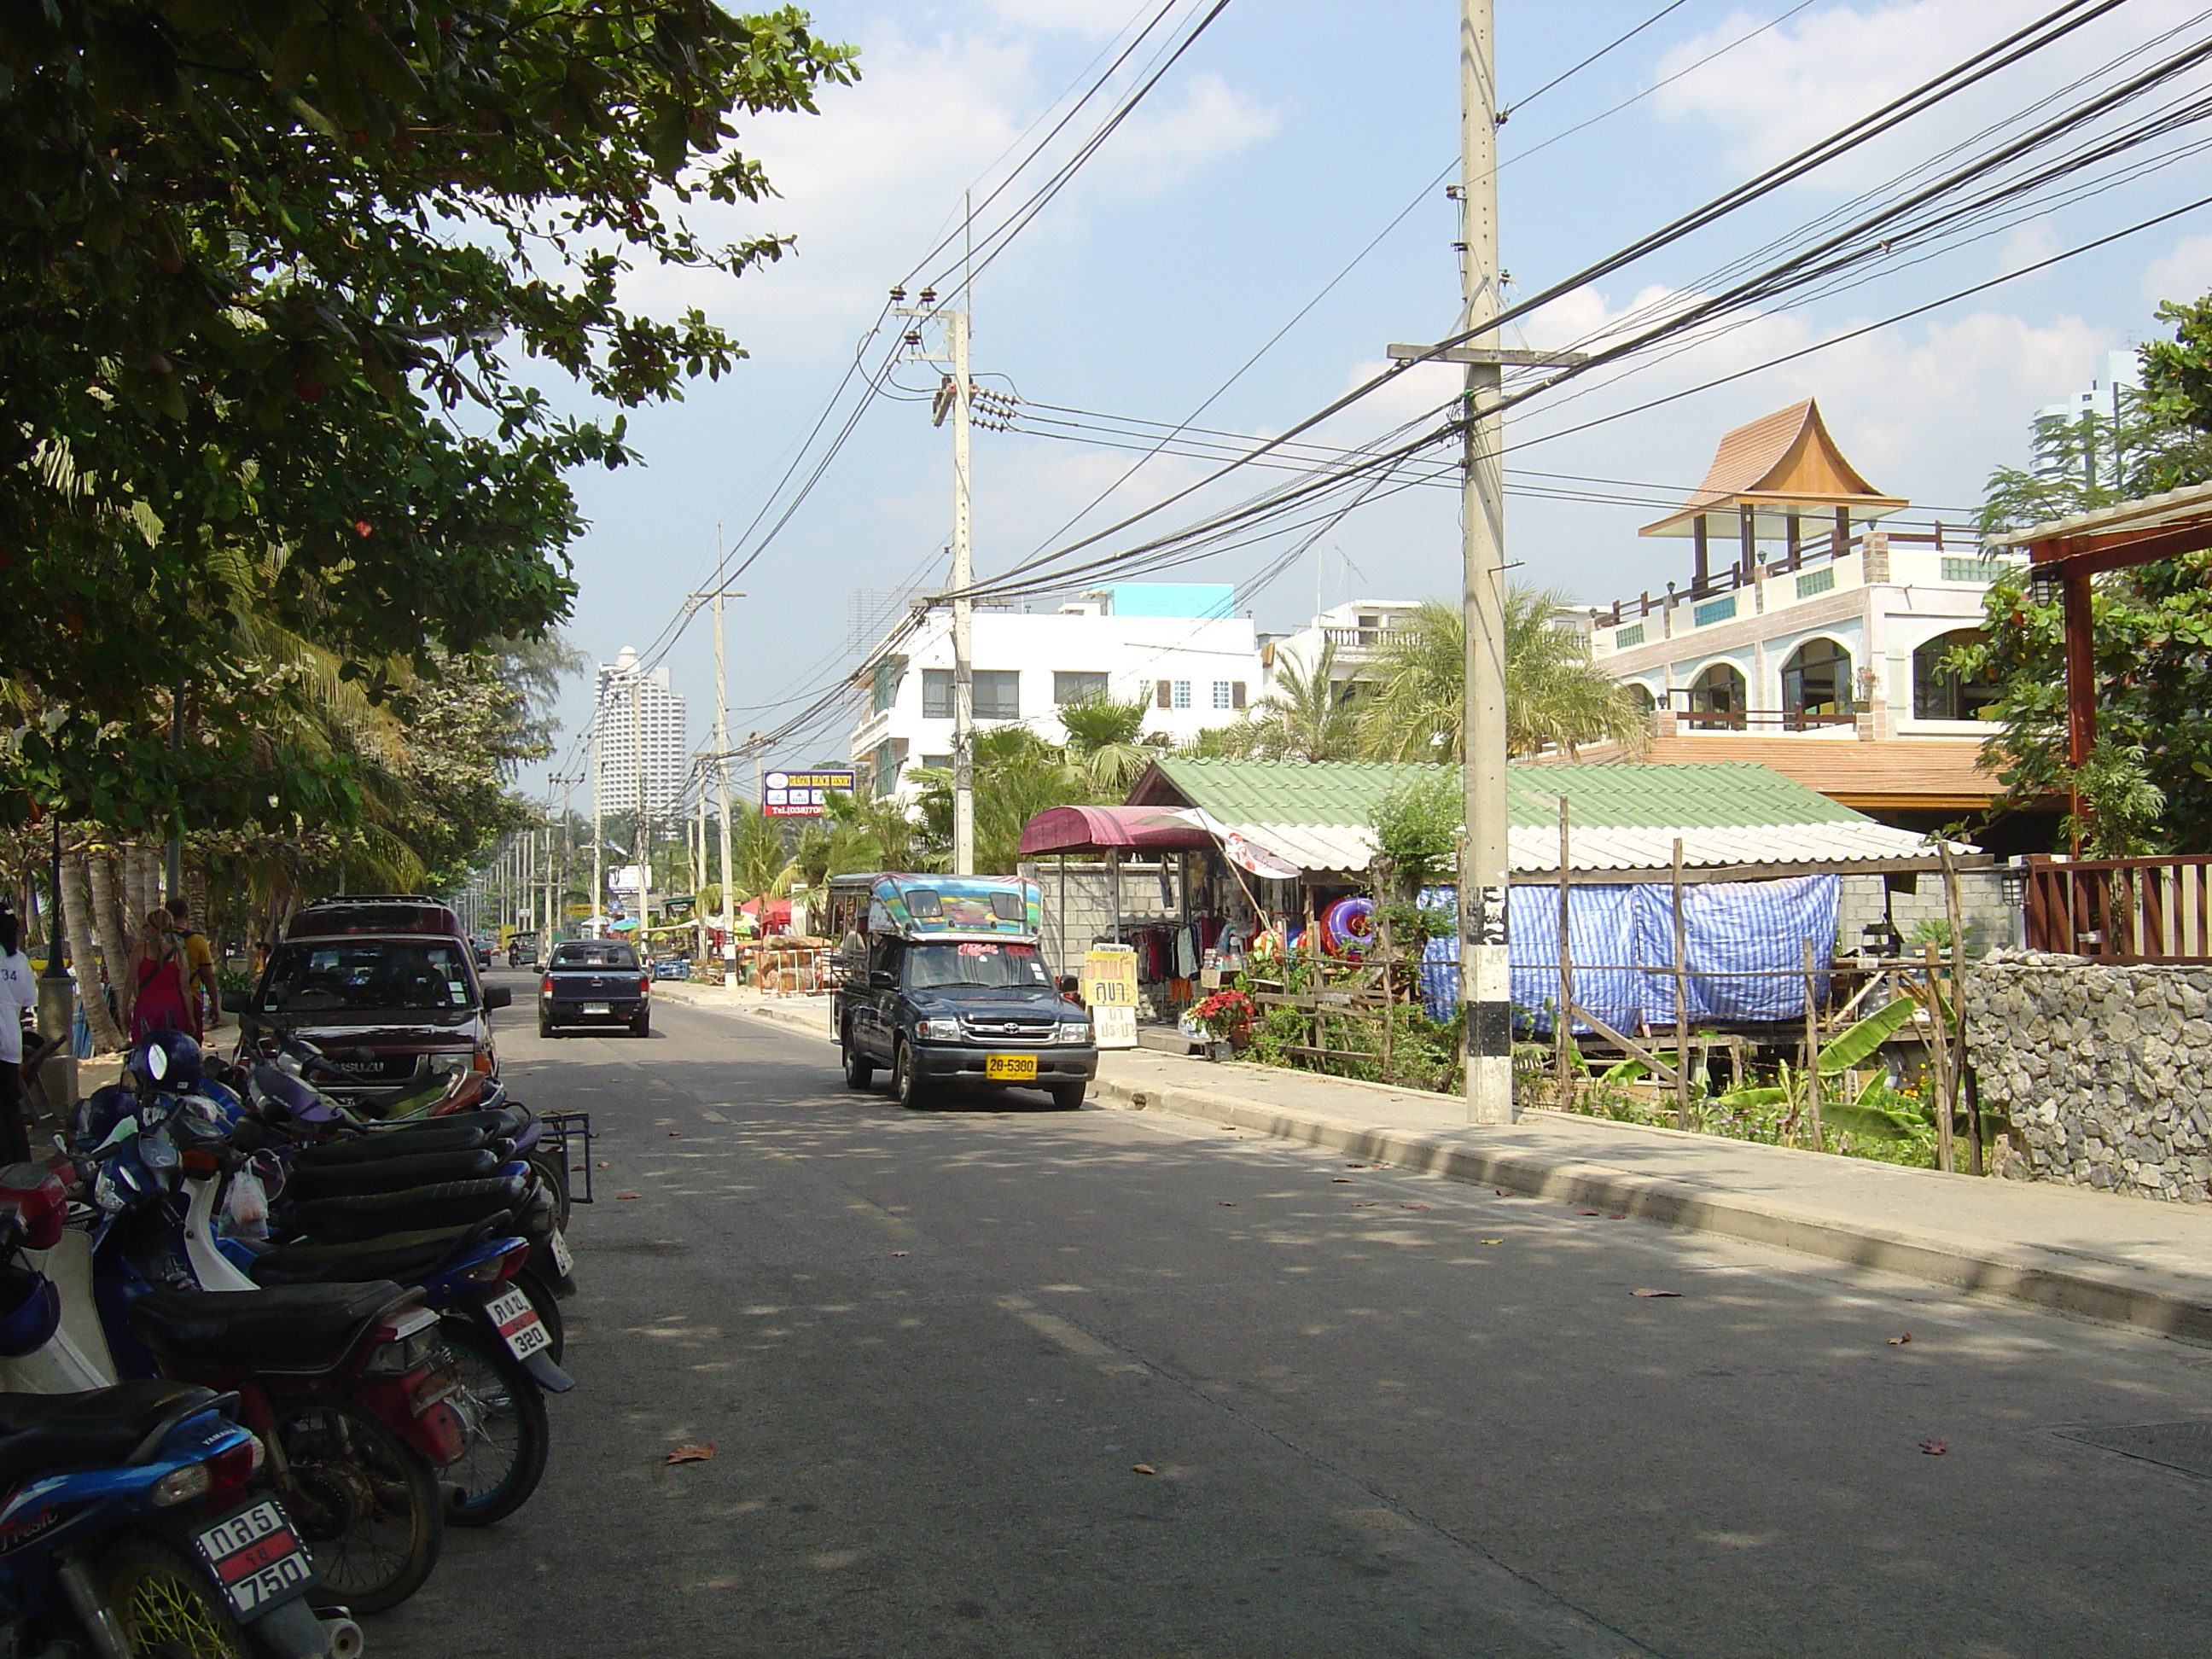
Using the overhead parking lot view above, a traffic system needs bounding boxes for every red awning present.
[739,897,793,926]
[1018,805,1217,857]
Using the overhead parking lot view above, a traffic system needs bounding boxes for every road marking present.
[995,1295,1113,1358]
[701,1109,729,1123]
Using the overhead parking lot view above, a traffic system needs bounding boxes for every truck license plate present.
[194,1499,315,1616]
[986,1054,1038,1081]
[583,1003,610,1015]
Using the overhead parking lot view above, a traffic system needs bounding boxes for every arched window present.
[1781,638,1854,729]
[1912,629,2000,720]
[1626,682,1655,713]
[1687,662,1746,730]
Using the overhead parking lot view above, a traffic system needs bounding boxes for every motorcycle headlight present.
[918,1017,962,1042]
[1055,1022,1092,1045]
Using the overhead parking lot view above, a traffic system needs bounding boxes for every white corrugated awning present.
[1196,817,1953,879]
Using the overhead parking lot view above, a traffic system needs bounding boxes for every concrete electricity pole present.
[894,205,977,874]
[630,674,647,932]
[550,772,581,944]
[688,588,744,986]
[591,732,605,940]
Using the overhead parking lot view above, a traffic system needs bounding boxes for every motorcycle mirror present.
[219,989,252,1015]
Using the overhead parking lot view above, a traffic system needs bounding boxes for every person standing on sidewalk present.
[131,909,197,1041]
[164,894,225,1033]
[0,913,38,1164]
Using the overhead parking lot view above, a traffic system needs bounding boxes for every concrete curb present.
[1088,1074,2212,1344]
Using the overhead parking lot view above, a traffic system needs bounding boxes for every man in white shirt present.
[0,911,38,1164]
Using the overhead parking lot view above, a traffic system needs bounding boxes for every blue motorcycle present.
[0,1163,358,1659]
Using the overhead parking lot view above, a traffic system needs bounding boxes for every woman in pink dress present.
[131,907,198,1041]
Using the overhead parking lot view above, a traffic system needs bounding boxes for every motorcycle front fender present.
[520,1348,575,1393]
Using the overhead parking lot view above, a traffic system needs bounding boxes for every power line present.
[1500,0,1691,120]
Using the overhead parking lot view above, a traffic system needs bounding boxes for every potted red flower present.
[1190,987,1258,1056]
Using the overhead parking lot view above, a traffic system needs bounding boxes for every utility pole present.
[894,201,977,873]
[688,588,744,985]
[550,773,581,944]
[693,764,708,963]
[591,731,605,941]
[630,673,648,936]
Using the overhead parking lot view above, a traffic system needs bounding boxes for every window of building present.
[975,671,1020,721]
[870,737,908,798]
[1781,638,1854,729]
[1211,680,1233,709]
[870,655,905,716]
[1053,671,1109,706]
[1686,662,1746,730]
[1172,680,1191,710]
[1614,623,1645,648]
[1627,683,1655,713]
[921,670,1020,721]
[1912,630,2001,721]
[920,754,952,772]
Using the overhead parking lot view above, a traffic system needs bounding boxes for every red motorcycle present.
[124,1280,465,1614]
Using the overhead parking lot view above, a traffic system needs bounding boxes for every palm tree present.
[1057,691,1166,795]
[1359,592,1650,760]
[1237,643,1364,761]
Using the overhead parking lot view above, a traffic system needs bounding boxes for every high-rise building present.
[593,646,690,817]
[2029,348,2139,485]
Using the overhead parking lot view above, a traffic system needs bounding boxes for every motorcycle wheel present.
[94,1534,250,1657]
[527,1151,573,1231]
[436,1318,550,1528]
[273,1398,443,1615]
[514,1265,567,1362]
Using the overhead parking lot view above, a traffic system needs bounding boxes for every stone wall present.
[1963,951,2212,1202]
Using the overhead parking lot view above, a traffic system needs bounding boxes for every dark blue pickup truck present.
[538,940,651,1038]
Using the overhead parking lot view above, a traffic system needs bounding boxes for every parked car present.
[832,872,1094,1109]
[236,905,511,1106]
[538,940,649,1038]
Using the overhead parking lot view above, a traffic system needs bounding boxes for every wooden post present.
[1672,837,1691,1131]
[1939,841,1980,1175]
[1555,797,1574,1102]
[1802,936,1825,1154]
[1923,940,1955,1173]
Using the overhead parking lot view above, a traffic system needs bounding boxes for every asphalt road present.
[373,974,2212,1658]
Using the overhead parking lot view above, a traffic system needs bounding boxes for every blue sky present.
[520,0,2212,801]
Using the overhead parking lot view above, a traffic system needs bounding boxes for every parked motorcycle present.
[0,1164,359,1659]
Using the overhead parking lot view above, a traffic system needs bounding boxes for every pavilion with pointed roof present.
[1639,399,1910,594]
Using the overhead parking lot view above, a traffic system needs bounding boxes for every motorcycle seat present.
[127,1282,410,1372]
[283,1148,504,1201]
[282,1176,529,1244]
[247,1222,511,1287]
[0,1380,221,1488]
[292,1125,492,1166]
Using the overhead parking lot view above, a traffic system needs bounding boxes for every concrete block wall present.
[1837,867,2017,956]
[1017,859,1183,978]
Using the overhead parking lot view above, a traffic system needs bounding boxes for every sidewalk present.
[655,981,2212,1343]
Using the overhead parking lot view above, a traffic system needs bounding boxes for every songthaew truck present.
[827,872,1096,1109]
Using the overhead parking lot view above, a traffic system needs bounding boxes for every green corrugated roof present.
[1132,757,1871,830]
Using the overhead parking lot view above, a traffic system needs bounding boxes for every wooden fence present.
[2023,853,2212,963]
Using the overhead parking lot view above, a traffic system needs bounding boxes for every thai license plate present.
[485,1286,551,1359]
[549,1227,573,1278]
[985,1054,1038,1082]
[583,1003,611,1015]
[194,1498,314,1616]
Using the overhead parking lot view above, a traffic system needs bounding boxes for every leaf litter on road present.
[1889,1333,1913,1345]
[666,1444,716,1465]
[1918,1440,1947,1455]
[1132,1464,1156,1476]
[1631,1289,1683,1298]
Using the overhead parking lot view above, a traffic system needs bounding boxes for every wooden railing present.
[2023,854,2212,963]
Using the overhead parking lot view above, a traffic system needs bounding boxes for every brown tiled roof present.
[1640,399,1906,538]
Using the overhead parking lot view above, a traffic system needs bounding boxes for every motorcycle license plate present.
[194,1498,315,1616]
[550,1226,574,1278]
[583,1003,611,1015]
[486,1286,551,1359]
[985,1054,1038,1082]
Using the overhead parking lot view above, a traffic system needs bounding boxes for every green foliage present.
[1965,297,2212,848]
[1230,643,1365,761]
[1357,593,1650,761]
[1369,769,1460,899]
[1815,994,1919,1074]
[0,0,856,824]
[1057,692,1167,795]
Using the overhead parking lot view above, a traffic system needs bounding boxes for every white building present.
[593,646,690,816]
[849,584,1261,797]
[1259,598,1424,699]
[1576,400,2022,835]
[2030,348,2139,485]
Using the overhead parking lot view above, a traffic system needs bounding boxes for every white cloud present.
[981,0,1150,34]
[2142,231,2212,303]
[1653,1,2209,187]
[1997,217,2060,276]
[619,19,1272,358]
